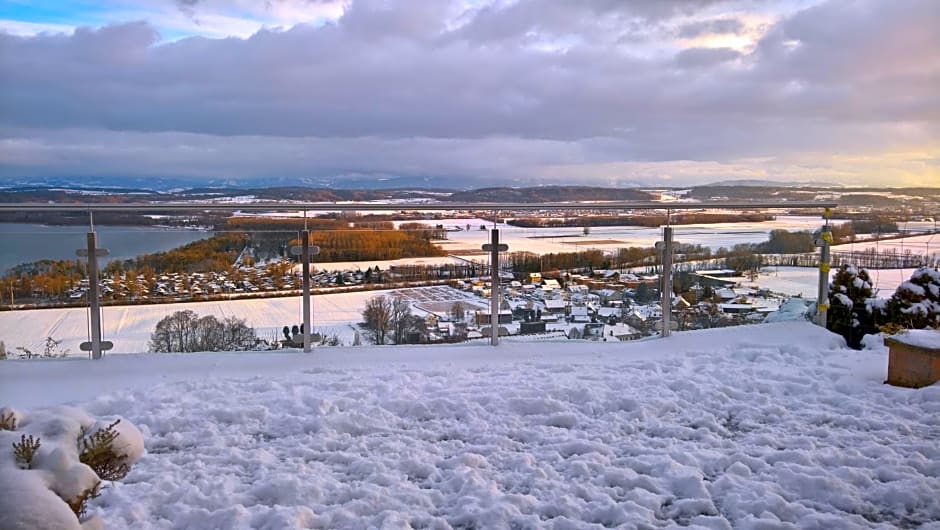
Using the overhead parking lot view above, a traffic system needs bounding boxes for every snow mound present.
[0,406,144,529]
[860,333,887,351]
[763,298,811,323]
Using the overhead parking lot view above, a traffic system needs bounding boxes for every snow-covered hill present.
[1,322,938,528]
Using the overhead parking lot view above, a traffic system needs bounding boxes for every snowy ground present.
[0,286,483,355]
[2,322,939,529]
[832,233,940,263]
[753,266,922,298]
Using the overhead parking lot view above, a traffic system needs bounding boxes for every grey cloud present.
[175,0,200,17]
[2,123,927,186]
[674,47,740,68]
[0,0,937,183]
[446,0,731,45]
[677,17,745,38]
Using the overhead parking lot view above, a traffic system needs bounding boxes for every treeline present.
[3,260,85,300]
[224,217,348,231]
[830,219,900,243]
[507,212,774,228]
[506,243,717,274]
[295,230,447,262]
[445,186,653,203]
[221,217,447,262]
[0,211,161,226]
[105,233,246,275]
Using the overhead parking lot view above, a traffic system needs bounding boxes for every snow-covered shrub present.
[826,265,877,349]
[42,336,68,358]
[0,406,145,528]
[883,267,940,330]
[0,408,16,430]
[66,482,101,521]
[78,419,131,481]
[12,434,41,469]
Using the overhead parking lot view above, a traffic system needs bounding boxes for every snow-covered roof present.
[544,299,566,310]
[720,303,754,310]
[607,322,640,337]
[716,288,737,300]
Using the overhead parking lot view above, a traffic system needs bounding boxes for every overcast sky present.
[1,0,937,188]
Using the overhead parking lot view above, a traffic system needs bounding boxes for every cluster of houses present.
[439,268,785,342]
[65,261,301,302]
[62,261,465,304]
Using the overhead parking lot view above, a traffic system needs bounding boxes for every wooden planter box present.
[884,331,940,388]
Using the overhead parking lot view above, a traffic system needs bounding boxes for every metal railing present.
[0,200,837,357]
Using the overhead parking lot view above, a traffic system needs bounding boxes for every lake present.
[0,223,213,273]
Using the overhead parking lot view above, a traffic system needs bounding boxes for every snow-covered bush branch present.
[0,405,145,528]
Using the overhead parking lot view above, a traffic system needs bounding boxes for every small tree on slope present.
[883,267,940,330]
[362,296,393,345]
[826,265,877,349]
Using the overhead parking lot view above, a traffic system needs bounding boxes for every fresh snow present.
[2,322,939,528]
[0,406,144,529]
[890,329,940,350]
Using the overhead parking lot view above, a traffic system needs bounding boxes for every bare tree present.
[391,296,412,344]
[196,315,223,351]
[150,310,258,352]
[222,317,257,350]
[362,296,393,345]
[449,301,465,322]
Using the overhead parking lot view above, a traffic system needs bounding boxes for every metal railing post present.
[482,228,508,346]
[301,229,311,353]
[76,214,112,358]
[490,229,500,346]
[87,231,104,359]
[660,225,673,338]
[814,208,833,327]
[290,229,319,352]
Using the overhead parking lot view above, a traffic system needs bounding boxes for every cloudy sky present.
[1,0,938,188]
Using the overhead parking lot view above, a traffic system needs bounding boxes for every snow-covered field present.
[2,322,939,528]
[753,266,922,298]
[431,216,839,257]
[0,265,923,357]
[833,233,940,262]
[0,287,483,355]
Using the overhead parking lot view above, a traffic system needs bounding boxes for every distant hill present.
[0,186,447,204]
[443,186,653,203]
[703,179,841,188]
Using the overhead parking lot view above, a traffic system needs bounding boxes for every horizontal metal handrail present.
[0,201,837,212]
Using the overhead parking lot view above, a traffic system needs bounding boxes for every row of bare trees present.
[361,296,428,344]
[149,310,259,352]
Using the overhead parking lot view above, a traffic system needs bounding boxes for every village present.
[382,267,784,346]
[20,255,797,354]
